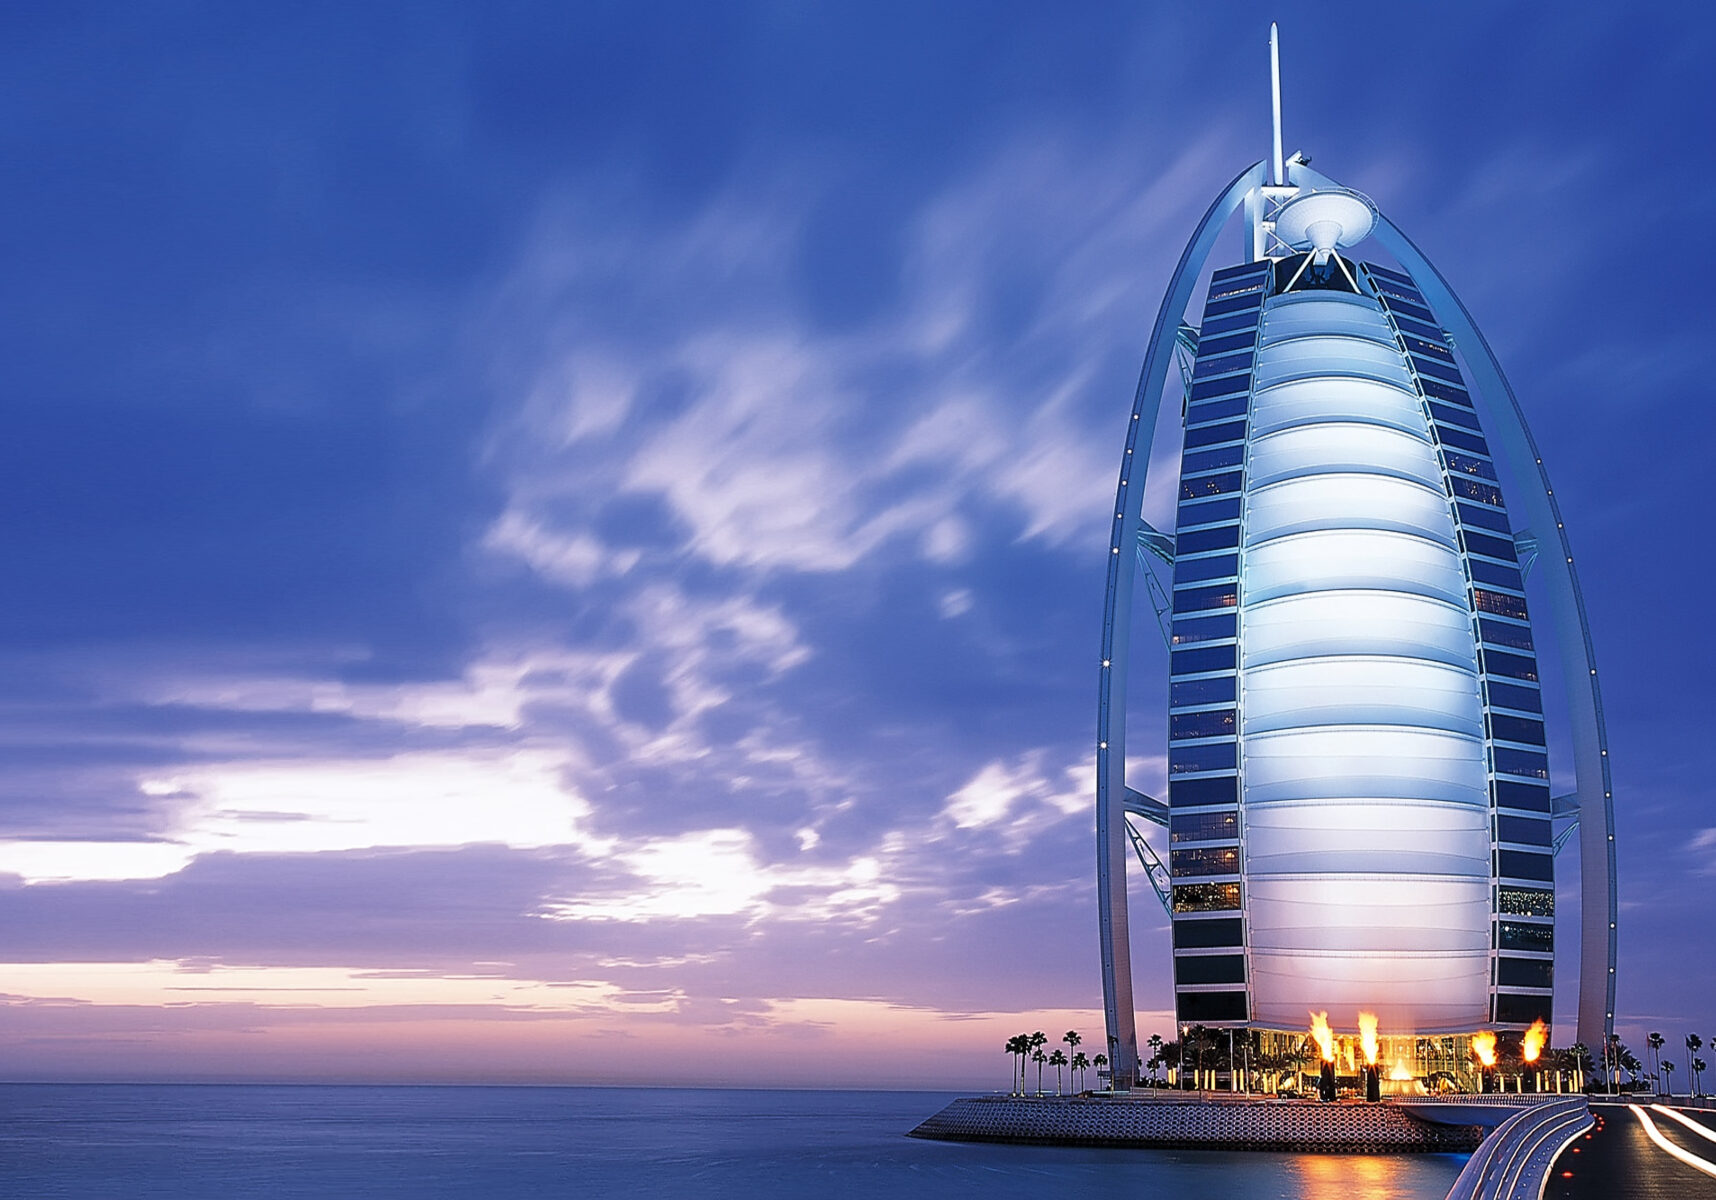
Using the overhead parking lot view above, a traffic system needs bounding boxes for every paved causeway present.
[1543,1103,1716,1199]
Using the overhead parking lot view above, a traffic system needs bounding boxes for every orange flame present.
[1522,1018,1548,1064]
[1358,1012,1380,1066]
[1309,1011,1335,1063]
[1472,1031,1498,1068]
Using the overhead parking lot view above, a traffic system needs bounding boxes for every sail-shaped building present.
[1094,31,1615,1088]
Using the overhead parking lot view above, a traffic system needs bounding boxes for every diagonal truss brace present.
[1173,323,1200,402]
[1551,792,1580,856]
[1137,522,1176,565]
[1124,819,1173,915]
[1136,524,1177,649]
[1515,530,1541,580]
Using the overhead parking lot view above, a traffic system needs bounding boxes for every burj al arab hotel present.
[1094,29,1616,1088]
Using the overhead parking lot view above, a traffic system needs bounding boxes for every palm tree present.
[1647,1031,1666,1091]
[1049,1049,1068,1094]
[1032,1048,1047,1094]
[1005,1034,1028,1094]
[1093,1053,1109,1089]
[1662,1060,1676,1095]
[1147,1033,1164,1083]
[1620,1049,1642,1089]
[1687,1034,1704,1094]
[1063,1030,1082,1071]
[1693,1058,1708,1098]
[1072,1051,1090,1091]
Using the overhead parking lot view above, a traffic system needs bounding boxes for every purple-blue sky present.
[0,3,1710,1087]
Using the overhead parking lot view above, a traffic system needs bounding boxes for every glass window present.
[1192,352,1255,382]
[1489,713,1546,746]
[1172,675,1236,709]
[1172,916,1244,946]
[1498,920,1553,952]
[1378,283,1428,308]
[1487,682,1543,715]
[1187,395,1248,423]
[1474,588,1529,620]
[1498,886,1554,917]
[1204,290,1263,317]
[1174,953,1246,984]
[1175,991,1248,1023]
[1470,559,1525,591]
[1439,424,1490,454]
[1173,582,1239,613]
[1463,529,1517,562]
[1484,649,1539,682]
[1387,296,1436,324]
[1198,331,1256,357]
[1171,645,1236,676]
[1188,373,1251,402]
[1497,848,1553,882]
[1212,262,1270,285]
[1179,497,1242,527]
[1458,502,1511,533]
[1181,472,1243,501]
[1420,377,1471,406]
[1208,278,1263,301]
[1497,815,1552,848]
[1184,419,1247,449]
[1170,846,1240,878]
[1172,882,1242,913]
[1170,741,1238,776]
[1453,476,1505,506]
[1495,994,1551,1024]
[1394,314,1446,343]
[1169,809,1238,843]
[1170,614,1236,646]
[1170,775,1238,808]
[1182,444,1244,475]
[1494,746,1549,780]
[1417,357,1467,386]
[1201,309,1263,338]
[1177,525,1240,555]
[1498,957,1554,989]
[1493,779,1551,813]
[1479,618,1533,651]
[1432,402,1481,431]
[1444,451,1497,480]
[1174,554,1238,585]
[1171,709,1236,740]
[1405,334,1455,363]
[1365,262,1415,286]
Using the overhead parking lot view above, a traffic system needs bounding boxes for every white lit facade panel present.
[1242,659,1484,735]
[1243,592,1477,670]
[1249,377,1425,439]
[1246,474,1453,544]
[1244,529,1468,605]
[1246,424,1442,488]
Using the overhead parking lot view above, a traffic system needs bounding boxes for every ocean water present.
[0,1085,1466,1199]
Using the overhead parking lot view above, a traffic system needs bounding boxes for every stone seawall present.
[908,1096,1484,1154]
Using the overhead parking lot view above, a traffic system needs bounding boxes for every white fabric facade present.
[1239,291,1492,1033]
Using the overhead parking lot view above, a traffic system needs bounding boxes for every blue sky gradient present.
[0,3,1710,1086]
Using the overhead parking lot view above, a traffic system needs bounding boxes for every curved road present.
[1543,1103,1716,1198]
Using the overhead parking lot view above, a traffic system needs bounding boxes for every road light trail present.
[1651,1104,1716,1145]
[1633,1105,1716,1178]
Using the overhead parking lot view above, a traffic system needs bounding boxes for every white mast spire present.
[1269,22,1285,186]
